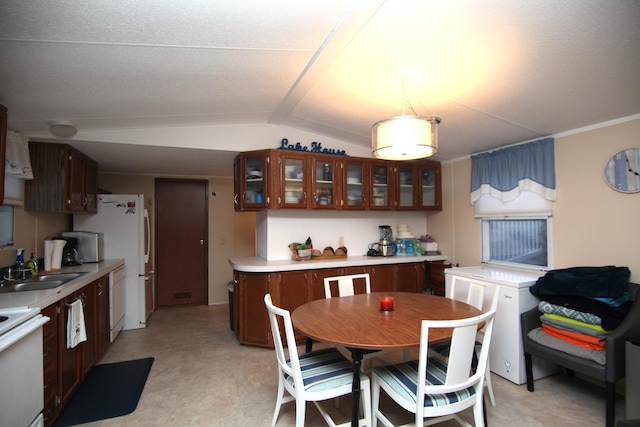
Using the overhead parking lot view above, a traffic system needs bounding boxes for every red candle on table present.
[380,296,394,312]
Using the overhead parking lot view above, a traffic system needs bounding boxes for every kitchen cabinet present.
[395,262,425,293]
[0,104,7,205]
[368,160,394,210]
[426,260,451,296]
[341,158,367,210]
[25,142,99,213]
[96,274,110,358]
[277,151,309,209]
[310,155,341,209]
[234,262,427,347]
[237,272,271,347]
[234,150,272,211]
[42,273,111,427]
[234,150,442,211]
[418,161,442,210]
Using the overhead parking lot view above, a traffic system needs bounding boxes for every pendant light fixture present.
[372,80,440,161]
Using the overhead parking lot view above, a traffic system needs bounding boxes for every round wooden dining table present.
[292,292,483,427]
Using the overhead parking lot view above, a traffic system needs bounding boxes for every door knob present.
[200,240,204,245]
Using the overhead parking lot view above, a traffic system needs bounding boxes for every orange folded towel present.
[542,323,606,350]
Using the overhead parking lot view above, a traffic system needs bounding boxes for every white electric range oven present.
[0,306,50,427]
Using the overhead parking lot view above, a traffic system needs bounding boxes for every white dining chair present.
[323,273,371,298]
[264,294,372,427]
[430,275,499,406]
[371,307,497,427]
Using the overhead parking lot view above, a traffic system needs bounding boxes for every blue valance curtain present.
[470,137,556,204]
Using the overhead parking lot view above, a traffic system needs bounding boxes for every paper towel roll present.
[44,239,54,272]
[50,239,66,272]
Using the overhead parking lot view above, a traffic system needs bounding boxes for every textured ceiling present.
[1,0,639,177]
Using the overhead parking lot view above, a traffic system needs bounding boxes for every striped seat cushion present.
[284,348,362,393]
[374,358,476,407]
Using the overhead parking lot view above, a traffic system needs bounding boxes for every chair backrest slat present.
[324,273,371,298]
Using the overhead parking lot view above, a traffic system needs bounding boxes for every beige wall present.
[429,118,640,283]
[98,174,255,305]
[0,207,68,268]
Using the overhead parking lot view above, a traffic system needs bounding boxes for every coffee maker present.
[61,237,82,266]
[367,225,395,257]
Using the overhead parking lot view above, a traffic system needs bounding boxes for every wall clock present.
[604,148,640,193]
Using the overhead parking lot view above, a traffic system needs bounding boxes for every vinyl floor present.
[82,304,628,427]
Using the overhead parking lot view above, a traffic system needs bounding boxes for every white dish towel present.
[67,299,87,349]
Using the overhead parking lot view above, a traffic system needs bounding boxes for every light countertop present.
[0,259,124,310]
[229,254,448,273]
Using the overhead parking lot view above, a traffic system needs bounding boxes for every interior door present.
[155,179,208,307]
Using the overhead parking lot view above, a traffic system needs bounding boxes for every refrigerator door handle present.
[143,208,151,264]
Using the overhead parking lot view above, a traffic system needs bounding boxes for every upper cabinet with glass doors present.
[368,160,394,210]
[395,164,419,210]
[234,150,271,211]
[418,161,442,210]
[233,150,441,212]
[278,152,309,209]
[341,158,367,210]
[311,155,341,209]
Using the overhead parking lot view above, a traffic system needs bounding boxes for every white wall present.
[256,209,430,260]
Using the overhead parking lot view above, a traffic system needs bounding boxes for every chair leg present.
[485,364,497,406]
[524,352,534,392]
[271,378,285,426]
[605,382,616,427]
[295,397,306,427]
[372,375,380,427]
[361,380,372,427]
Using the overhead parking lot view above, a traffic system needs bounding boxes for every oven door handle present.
[0,314,49,352]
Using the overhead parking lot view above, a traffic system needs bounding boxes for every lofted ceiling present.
[1,0,639,177]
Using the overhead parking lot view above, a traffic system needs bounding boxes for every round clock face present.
[604,148,640,193]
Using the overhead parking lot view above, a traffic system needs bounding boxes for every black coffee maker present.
[61,237,82,266]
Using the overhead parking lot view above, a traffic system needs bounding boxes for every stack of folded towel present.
[527,266,632,365]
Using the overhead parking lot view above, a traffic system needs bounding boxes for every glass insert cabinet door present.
[420,164,440,209]
[242,153,268,208]
[343,159,365,209]
[281,153,307,207]
[369,161,392,209]
[311,157,339,209]
[397,165,417,209]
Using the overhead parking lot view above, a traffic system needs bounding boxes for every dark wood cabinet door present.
[96,275,110,358]
[395,263,425,293]
[275,271,310,342]
[311,268,340,301]
[368,160,395,210]
[310,155,341,209]
[341,158,367,210]
[84,157,98,213]
[278,151,309,209]
[67,149,87,212]
[419,161,442,210]
[396,164,420,210]
[369,264,394,292]
[239,272,271,347]
[59,294,82,407]
[80,282,98,377]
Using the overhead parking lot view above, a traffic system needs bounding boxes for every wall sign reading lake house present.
[278,138,347,156]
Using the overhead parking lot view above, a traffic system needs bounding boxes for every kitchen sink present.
[0,272,87,293]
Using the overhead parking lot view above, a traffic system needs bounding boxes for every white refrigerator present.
[73,194,154,330]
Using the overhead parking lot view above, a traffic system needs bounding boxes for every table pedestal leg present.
[349,348,363,427]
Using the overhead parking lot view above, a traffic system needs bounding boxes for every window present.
[0,204,15,248]
[481,217,551,270]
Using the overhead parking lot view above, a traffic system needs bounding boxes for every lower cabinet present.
[235,262,426,348]
[426,260,451,296]
[42,274,111,427]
